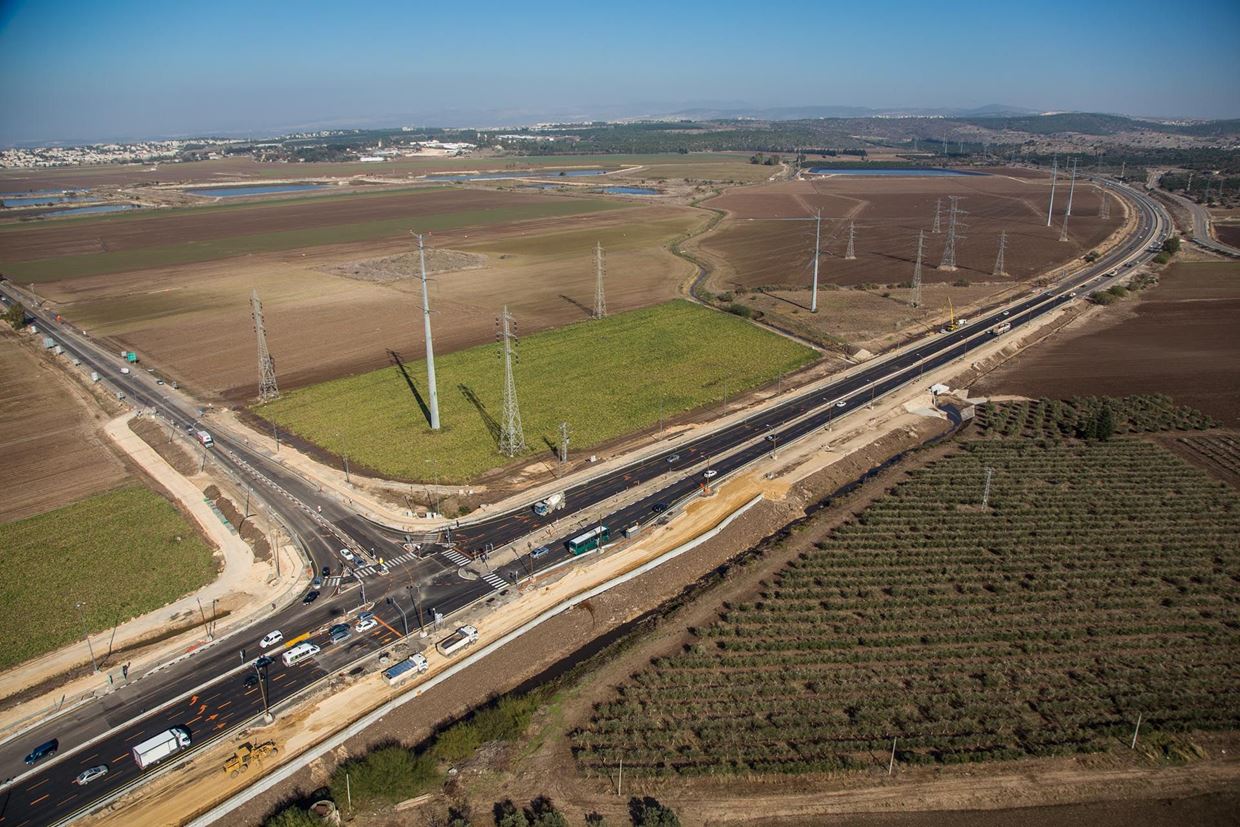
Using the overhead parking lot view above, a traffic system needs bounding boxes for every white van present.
[282,642,320,667]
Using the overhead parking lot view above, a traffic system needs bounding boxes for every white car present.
[74,765,109,786]
[835,401,847,408]
[339,548,356,563]
[703,469,718,479]
[355,618,378,633]
[260,630,284,649]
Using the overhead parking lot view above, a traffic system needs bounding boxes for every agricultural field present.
[973,394,1217,439]
[572,417,1240,777]
[0,485,217,671]
[0,330,130,522]
[258,300,816,482]
[4,188,702,400]
[976,260,1240,426]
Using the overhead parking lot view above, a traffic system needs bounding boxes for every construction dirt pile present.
[324,249,486,283]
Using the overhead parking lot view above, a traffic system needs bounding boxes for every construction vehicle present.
[436,625,479,657]
[222,740,278,777]
[990,321,1011,336]
[532,491,565,517]
[941,298,960,333]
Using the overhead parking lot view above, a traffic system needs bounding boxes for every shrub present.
[725,302,752,318]
[953,278,971,287]
[263,808,320,827]
[329,746,438,808]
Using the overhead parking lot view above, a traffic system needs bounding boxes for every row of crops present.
[974,394,1216,440]
[571,433,1240,777]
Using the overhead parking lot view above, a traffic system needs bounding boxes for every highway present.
[0,177,1169,826]
[1160,187,1240,257]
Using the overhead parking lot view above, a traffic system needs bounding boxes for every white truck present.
[532,492,565,517]
[195,430,214,448]
[132,726,191,770]
[436,625,479,657]
[382,653,429,685]
[990,321,1012,336]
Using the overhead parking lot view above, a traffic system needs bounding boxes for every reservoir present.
[187,183,327,197]
[808,167,982,177]
[2,193,95,207]
[602,186,658,195]
[47,204,138,217]
[430,169,607,182]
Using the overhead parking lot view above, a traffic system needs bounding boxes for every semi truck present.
[532,492,565,517]
[382,653,429,685]
[436,625,479,657]
[132,726,191,770]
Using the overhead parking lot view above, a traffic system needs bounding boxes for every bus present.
[567,525,609,555]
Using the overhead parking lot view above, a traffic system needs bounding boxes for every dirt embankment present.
[975,259,1240,427]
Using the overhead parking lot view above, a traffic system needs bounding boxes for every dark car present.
[329,623,350,637]
[320,565,331,578]
[651,502,668,513]
[24,739,58,765]
[303,590,320,604]
[254,655,273,669]
[243,673,259,689]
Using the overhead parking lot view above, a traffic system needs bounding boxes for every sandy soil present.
[976,260,1240,426]
[0,327,130,521]
[695,170,1117,291]
[32,204,700,400]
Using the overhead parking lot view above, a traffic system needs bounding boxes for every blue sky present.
[1,0,1238,144]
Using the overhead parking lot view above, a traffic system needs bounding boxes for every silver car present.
[74,765,109,786]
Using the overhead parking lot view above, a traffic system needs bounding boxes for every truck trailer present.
[132,726,191,770]
[382,653,429,685]
[436,625,479,657]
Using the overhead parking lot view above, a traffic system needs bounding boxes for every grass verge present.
[0,486,217,671]
[257,300,818,482]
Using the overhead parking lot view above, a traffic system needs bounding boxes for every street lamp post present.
[255,663,273,724]
[74,601,99,674]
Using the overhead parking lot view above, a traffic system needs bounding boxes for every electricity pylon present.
[593,242,606,320]
[911,230,924,308]
[993,230,1007,277]
[497,306,526,457]
[251,290,279,402]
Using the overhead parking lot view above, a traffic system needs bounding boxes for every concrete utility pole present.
[1065,158,1078,216]
[414,233,441,430]
[74,601,99,674]
[845,221,857,260]
[932,198,942,234]
[559,421,570,463]
[993,231,1007,277]
[982,466,994,508]
[593,242,607,320]
[911,229,924,308]
[497,306,526,457]
[251,290,279,402]
[811,211,822,313]
[1046,156,1059,227]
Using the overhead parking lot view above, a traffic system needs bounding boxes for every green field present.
[249,152,752,179]
[0,486,217,671]
[1,198,628,282]
[259,300,817,482]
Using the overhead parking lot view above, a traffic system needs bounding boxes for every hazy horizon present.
[2,0,1238,146]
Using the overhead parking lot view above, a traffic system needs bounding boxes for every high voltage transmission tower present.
[845,221,856,260]
[1046,156,1059,227]
[593,242,607,320]
[1098,187,1111,219]
[993,230,1007,277]
[932,198,942,234]
[911,230,924,308]
[251,289,280,402]
[414,232,441,430]
[938,196,966,271]
[496,306,526,457]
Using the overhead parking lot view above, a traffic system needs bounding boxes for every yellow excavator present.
[223,740,278,777]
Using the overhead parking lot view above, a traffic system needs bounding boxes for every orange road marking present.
[187,715,202,725]
[197,704,207,715]
[215,722,227,731]
[273,672,287,682]
[30,795,48,806]
[375,616,401,636]
[189,694,198,705]
[112,754,127,764]
[206,713,218,722]
[217,700,231,710]
[27,778,48,790]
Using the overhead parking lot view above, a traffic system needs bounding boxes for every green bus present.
[567,525,609,555]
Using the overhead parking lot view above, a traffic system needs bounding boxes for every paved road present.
[0,178,1169,826]
[1161,188,1240,257]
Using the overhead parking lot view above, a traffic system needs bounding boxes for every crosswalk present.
[441,547,506,591]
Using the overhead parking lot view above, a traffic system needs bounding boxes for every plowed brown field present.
[976,260,1240,426]
[697,169,1118,290]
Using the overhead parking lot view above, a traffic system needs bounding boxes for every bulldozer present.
[223,740,278,777]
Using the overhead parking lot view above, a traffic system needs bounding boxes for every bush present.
[725,302,753,318]
[1153,252,1170,264]
[953,278,971,287]
[1088,290,1117,306]
[263,808,320,827]
[630,798,681,827]
[1161,237,1181,254]
[329,746,438,808]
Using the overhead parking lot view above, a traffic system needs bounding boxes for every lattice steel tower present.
[251,289,279,402]
[938,196,966,271]
[932,198,942,234]
[593,242,607,320]
[993,230,1008,277]
[1065,158,1078,216]
[415,233,441,430]
[1098,186,1111,220]
[911,230,924,308]
[810,211,822,313]
[845,221,857,260]
[497,306,526,457]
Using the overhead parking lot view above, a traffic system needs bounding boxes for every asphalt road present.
[0,177,1168,826]
[1162,188,1240,257]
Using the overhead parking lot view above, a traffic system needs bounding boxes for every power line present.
[932,198,942,234]
[1046,156,1058,227]
[811,211,822,313]
[844,221,856,260]
[938,196,966,271]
